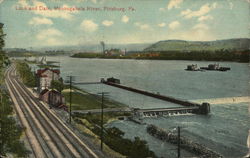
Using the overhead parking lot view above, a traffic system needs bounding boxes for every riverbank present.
[147,124,223,158]
[61,86,156,158]
[71,50,249,63]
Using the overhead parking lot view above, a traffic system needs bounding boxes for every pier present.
[102,80,210,115]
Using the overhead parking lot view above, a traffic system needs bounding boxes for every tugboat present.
[107,77,120,84]
[101,77,121,84]
[185,64,199,71]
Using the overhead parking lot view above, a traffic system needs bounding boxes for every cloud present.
[159,8,165,12]
[192,23,209,30]
[168,25,215,41]
[46,37,63,45]
[36,28,64,46]
[170,30,215,41]
[140,24,150,30]
[212,2,217,9]
[134,22,151,30]
[181,3,216,19]
[167,0,183,10]
[198,15,213,22]
[0,0,4,4]
[102,20,114,26]
[121,15,129,23]
[158,23,166,27]
[229,2,233,9]
[17,0,29,6]
[80,20,98,32]
[29,17,53,25]
[36,28,63,40]
[115,32,163,44]
[169,21,180,30]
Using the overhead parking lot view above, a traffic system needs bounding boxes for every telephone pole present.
[66,75,74,124]
[97,92,109,151]
[177,126,180,158]
[69,76,72,123]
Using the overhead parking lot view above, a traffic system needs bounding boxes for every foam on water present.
[192,96,250,104]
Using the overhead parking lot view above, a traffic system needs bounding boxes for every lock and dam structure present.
[101,79,210,117]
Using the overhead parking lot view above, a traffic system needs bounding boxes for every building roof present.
[50,89,62,95]
[40,89,49,95]
[36,68,60,77]
[40,89,63,96]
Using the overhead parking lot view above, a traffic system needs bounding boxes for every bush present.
[0,91,29,157]
[75,114,156,158]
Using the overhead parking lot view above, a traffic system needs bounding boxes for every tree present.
[0,23,28,157]
[51,80,64,92]
[0,23,5,49]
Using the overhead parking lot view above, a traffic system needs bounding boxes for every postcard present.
[0,0,249,158]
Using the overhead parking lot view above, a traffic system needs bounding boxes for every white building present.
[36,68,60,92]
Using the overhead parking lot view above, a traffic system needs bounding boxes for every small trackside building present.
[39,89,65,107]
[39,89,50,103]
[36,68,60,92]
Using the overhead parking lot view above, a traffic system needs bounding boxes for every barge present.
[200,63,230,71]
[186,63,230,71]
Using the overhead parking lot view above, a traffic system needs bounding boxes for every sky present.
[0,0,249,48]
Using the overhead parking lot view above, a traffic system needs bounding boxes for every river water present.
[35,56,250,157]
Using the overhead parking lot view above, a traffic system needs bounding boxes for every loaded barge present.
[200,63,230,71]
[186,63,230,71]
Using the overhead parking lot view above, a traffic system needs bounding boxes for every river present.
[32,56,250,158]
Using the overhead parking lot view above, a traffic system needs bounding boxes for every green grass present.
[63,91,101,110]
[74,112,131,125]
[62,89,125,110]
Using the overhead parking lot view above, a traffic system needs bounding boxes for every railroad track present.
[5,65,102,158]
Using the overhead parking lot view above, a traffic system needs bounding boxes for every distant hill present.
[144,38,250,52]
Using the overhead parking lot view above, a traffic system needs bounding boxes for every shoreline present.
[70,56,249,63]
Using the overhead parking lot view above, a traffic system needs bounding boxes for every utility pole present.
[101,92,104,151]
[69,76,72,124]
[98,92,109,151]
[66,78,100,124]
[66,75,74,123]
[177,126,180,158]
